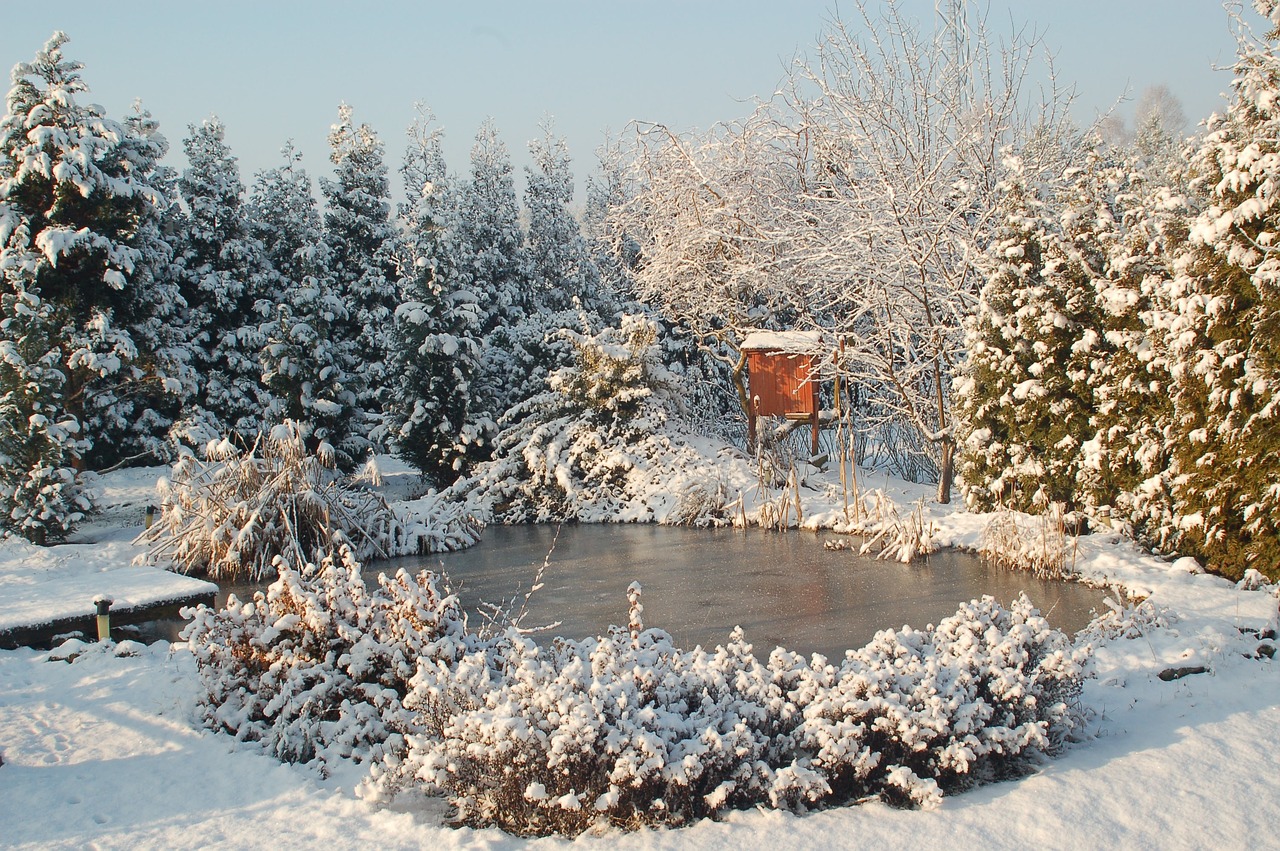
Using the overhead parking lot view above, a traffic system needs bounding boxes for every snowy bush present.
[793,595,1085,809]
[453,315,741,526]
[182,540,470,767]
[370,590,1086,835]
[139,422,419,581]
[1075,593,1171,643]
[370,606,800,834]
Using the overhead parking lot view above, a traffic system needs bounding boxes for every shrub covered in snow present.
[369,590,1085,835]
[791,595,1084,809]
[452,314,742,527]
[182,540,470,767]
[139,422,430,581]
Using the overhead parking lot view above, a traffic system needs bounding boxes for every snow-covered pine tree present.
[1166,0,1280,579]
[457,119,533,428]
[0,33,185,481]
[583,135,638,305]
[174,116,271,445]
[955,151,1104,514]
[251,142,365,469]
[0,245,92,543]
[388,109,485,486]
[1077,153,1188,548]
[512,121,614,417]
[320,104,399,447]
[88,103,194,467]
[525,120,599,313]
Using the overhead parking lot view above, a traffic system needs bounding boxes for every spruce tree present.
[388,110,484,485]
[175,116,270,445]
[457,119,532,429]
[251,143,364,469]
[320,104,399,445]
[0,32,183,514]
[1167,0,1280,579]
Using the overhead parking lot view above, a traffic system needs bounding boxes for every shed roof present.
[740,330,825,353]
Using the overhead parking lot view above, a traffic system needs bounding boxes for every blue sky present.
[0,1,1259,200]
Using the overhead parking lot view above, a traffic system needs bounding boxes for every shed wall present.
[747,350,818,417]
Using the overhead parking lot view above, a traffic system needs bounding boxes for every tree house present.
[741,331,824,455]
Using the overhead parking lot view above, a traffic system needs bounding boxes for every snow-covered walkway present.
[0,467,215,643]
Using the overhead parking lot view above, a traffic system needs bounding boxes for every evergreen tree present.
[582,135,637,304]
[525,121,598,313]
[174,116,270,445]
[955,152,1103,514]
[320,104,399,445]
[251,143,364,468]
[457,119,532,427]
[0,32,183,496]
[1167,0,1280,579]
[0,239,91,543]
[388,110,484,485]
[1077,156,1187,548]
[84,102,193,467]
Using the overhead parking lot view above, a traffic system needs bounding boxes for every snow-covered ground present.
[1,461,1277,849]
[0,466,216,640]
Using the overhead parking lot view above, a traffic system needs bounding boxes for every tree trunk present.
[936,436,955,504]
[731,351,755,450]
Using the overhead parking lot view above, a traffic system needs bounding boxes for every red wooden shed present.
[741,330,825,453]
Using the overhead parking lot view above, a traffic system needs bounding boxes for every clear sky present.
[0,1,1261,201]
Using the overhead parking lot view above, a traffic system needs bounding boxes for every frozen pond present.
[376,524,1105,659]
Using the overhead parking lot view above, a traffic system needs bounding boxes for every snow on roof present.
[740,330,825,353]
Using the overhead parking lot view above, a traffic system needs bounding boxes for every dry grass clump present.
[138,422,407,581]
[979,503,1077,579]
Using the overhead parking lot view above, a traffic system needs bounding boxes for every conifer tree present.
[388,110,484,485]
[955,152,1103,513]
[458,119,532,427]
[525,121,598,313]
[0,245,91,543]
[321,104,399,444]
[583,136,637,304]
[1166,0,1280,579]
[1077,157,1187,547]
[175,116,270,444]
[251,143,364,468]
[0,32,184,527]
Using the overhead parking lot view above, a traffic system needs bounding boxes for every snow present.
[0,466,215,635]
[739,330,825,353]
[1,461,1278,848]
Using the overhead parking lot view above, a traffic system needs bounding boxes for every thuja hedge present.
[185,551,1087,836]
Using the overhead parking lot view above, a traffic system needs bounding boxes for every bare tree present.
[1134,84,1189,139]
[783,1,1074,502]
[610,1,1070,501]
[611,112,816,424]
